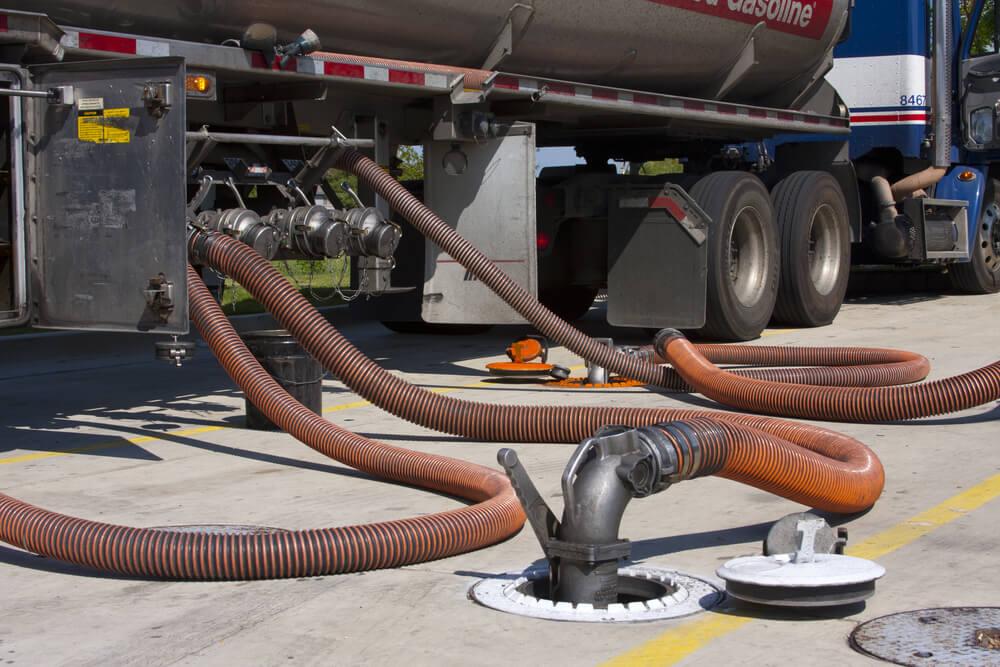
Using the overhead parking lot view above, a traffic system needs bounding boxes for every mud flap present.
[608,184,708,328]
[421,125,537,324]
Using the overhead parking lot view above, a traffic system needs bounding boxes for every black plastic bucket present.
[240,330,325,431]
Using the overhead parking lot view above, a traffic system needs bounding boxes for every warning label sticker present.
[77,97,105,112]
[78,108,131,144]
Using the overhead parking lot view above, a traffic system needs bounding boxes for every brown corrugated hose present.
[0,267,524,580]
[650,343,931,391]
[656,329,1000,422]
[0,261,886,580]
[336,146,997,420]
[189,229,883,514]
[333,147,675,388]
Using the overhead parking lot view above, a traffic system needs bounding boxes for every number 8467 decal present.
[900,94,927,106]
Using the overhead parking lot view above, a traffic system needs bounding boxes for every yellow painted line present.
[0,425,224,465]
[1,362,603,465]
[322,399,372,414]
[760,328,797,338]
[604,614,751,667]
[603,473,1000,667]
[847,472,1000,561]
[0,377,496,465]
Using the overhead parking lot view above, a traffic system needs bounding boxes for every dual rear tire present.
[692,170,850,341]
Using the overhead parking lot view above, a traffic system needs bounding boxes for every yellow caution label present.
[78,108,131,144]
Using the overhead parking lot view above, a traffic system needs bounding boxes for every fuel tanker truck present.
[0,0,998,342]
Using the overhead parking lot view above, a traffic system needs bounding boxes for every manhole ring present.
[469,565,723,623]
[850,607,1000,666]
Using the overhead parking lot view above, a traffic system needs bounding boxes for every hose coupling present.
[262,205,350,259]
[186,227,214,265]
[196,208,278,260]
[343,207,402,259]
[639,421,703,484]
[653,328,687,354]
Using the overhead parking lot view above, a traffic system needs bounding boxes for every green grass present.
[219,257,350,315]
[0,258,350,335]
[638,159,684,176]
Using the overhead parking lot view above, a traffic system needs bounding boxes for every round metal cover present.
[850,607,1000,666]
[717,553,884,607]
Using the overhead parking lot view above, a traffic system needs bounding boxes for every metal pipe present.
[932,0,954,168]
[871,176,899,224]
[891,166,948,200]
[0,67,30,327]
[555,430,635,605]
[185,129,374,149]
[0,88,54,100]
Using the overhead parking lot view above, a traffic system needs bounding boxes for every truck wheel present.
[771,171,851,326]
[950,182,1000,294]
[691,172,779,341]
[539,286,599,321]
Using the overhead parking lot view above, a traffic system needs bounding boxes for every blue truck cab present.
[783,0,1000,293]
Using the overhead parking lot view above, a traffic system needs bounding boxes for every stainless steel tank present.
[15,0,851,104]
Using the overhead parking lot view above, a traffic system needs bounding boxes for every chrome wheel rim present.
[984,204,1000,270]
[727,206,768,307]
[808,203,842,296]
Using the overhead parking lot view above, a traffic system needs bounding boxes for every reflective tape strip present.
[852,111,929,126]
[493,74,848,129]
[57,28,449,91]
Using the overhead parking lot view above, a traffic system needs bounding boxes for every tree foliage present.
[638,159,684,176]
[962,0,997,56]
[396,145,424,181]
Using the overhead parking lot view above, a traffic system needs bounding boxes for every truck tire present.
[771,171,851,326]
[690,172,779,341]
[950,181,1000,294]
[539,286,599,321]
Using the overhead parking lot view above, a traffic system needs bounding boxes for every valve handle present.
[497,449,559,553]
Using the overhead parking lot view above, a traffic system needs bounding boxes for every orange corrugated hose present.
[337,146,999,422]
[656,329,1000,422]
[0,257,885,580]
[0,267,524,580]
[189,229,883,514]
